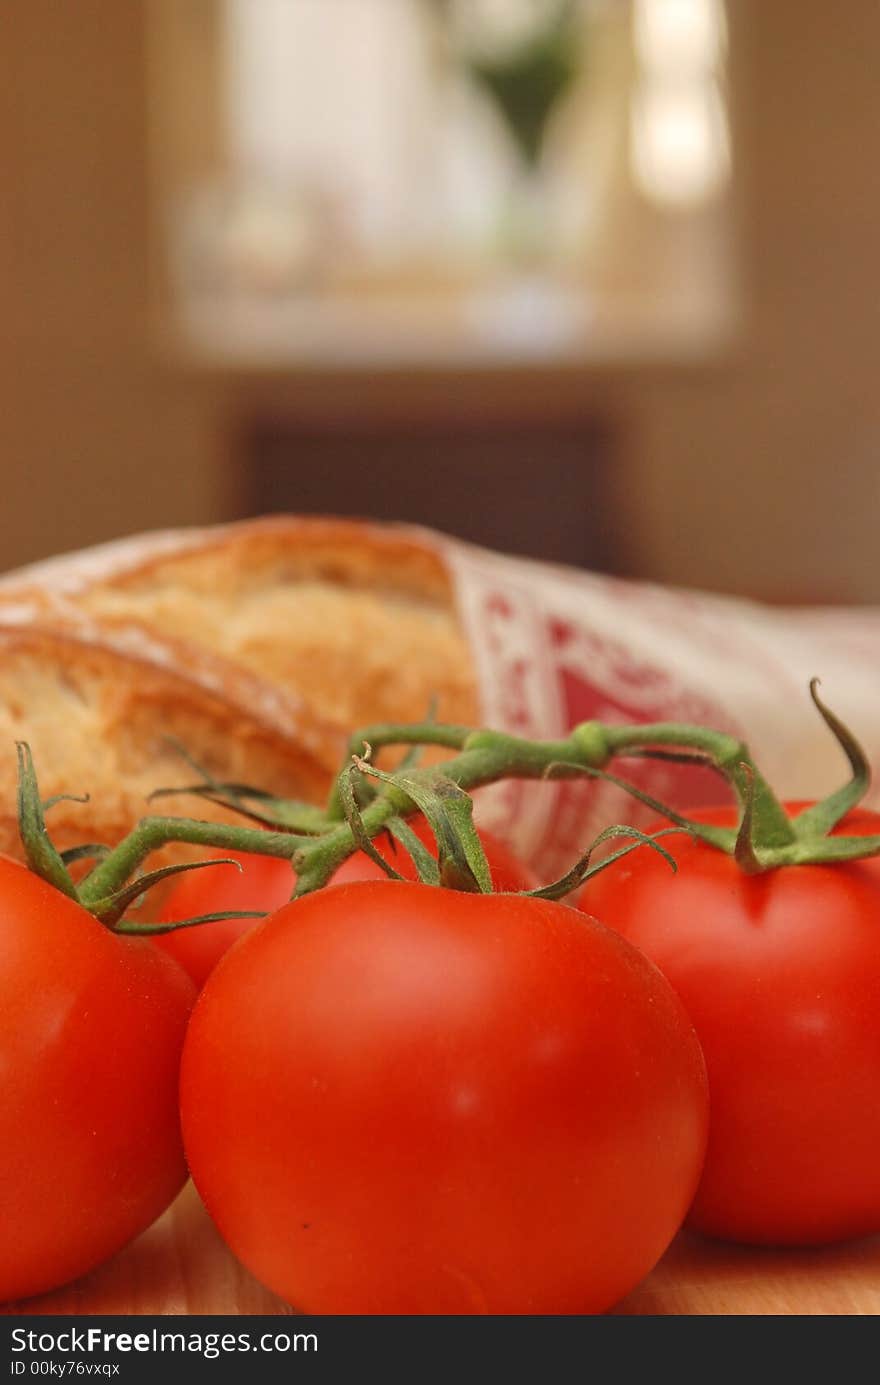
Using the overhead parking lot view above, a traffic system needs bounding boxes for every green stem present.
[77,818,310,912]
[326,722,472,818]
[601,722,797,848]
[348,723,474,755]
[16,682,877,923]
[293,795,404,896]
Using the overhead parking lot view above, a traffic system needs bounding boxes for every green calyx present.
[344,755,493,894]
[15,742,293,934]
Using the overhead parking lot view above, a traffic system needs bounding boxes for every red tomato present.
[582,803,880,1246]
[0,855,195,1303]
[156,820,536,988]
[181,880,708,1314]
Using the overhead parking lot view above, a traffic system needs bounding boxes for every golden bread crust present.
[0,621,336,862]
[0,516,480,732]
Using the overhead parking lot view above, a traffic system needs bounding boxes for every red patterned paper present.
[446,539,880,877]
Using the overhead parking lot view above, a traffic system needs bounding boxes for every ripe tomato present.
[0,855,195,1303]
[582,803,880,1246]
[181,880,708,1314]
[156,820,536,988]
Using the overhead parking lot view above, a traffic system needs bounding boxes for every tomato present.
[0,855,195,1303]
[582,803,880,1246]
[154,851,294,990]
[156,820,536,988]
[180,880,708,1314]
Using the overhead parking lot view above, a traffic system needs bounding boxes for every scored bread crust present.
[0,517,483,867]
[0,516,456,599]
[0,618,338,863]
[0,516,481,735]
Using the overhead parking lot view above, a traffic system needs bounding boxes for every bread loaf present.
[0,518,479,862]
[1,517,480,733]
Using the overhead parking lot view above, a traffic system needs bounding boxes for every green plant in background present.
[459,0,583,169]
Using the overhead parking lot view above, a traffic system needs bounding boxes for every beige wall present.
[2,1,879,602]
[622,0,880,602]
[0,1,221,573]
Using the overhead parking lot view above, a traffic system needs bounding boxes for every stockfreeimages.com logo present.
[11,1327,317,1362]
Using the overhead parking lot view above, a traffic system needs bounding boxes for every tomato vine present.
[13,679,880,933]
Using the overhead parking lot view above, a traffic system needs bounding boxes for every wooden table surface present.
[6,1183,879,1316]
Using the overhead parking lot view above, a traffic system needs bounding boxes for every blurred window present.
[224,0,437,261]
[630,0,730,206]
[149,0,736,367]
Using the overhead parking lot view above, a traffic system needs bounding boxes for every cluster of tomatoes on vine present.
[4,681,880,1314]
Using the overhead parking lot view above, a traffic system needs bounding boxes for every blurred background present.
[1,0,878,601]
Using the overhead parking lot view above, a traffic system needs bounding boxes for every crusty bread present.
[1,517,480,733]
[0,518,480,865]
[0,615,337,862]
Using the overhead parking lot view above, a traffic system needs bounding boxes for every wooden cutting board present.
[6,1183,879,1316]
